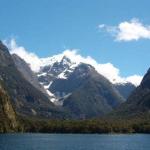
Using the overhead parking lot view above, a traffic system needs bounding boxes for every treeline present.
[19,116,150,134]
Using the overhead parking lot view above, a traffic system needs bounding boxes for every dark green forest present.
[18,115,150,134]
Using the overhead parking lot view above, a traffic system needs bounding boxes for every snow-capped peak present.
[38,51,143,86]
[39,50,82,68]
[7,38,143,86]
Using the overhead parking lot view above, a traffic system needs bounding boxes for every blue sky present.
[1,0,150,77]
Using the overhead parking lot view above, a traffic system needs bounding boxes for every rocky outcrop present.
[0,83,18,132]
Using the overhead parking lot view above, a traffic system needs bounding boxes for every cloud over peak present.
[4,39,41,72]
[99,18,150,41]
[4,39,143,86]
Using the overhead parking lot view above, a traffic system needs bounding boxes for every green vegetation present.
[19,115,150,134]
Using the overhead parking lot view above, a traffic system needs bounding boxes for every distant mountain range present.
[0,40,149,122]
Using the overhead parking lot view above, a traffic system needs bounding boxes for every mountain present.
[114,68,150,117]
[37,55,96,104]
[37,54,126,102]
[62,63,125,118]
[12,52,125,118]
[0,41,65,118]
[38,57,125,118]
[0,81,18,132]
[115,83,136,99]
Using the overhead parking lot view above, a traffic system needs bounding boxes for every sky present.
[1,0,150,83]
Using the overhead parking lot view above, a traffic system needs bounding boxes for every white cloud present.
[5,38,143,86]
[4,39,42,72]
[99,18,150,41]
[126,75,143,86]
[62,51,143,86]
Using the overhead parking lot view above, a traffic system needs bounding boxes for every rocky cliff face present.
[0,83,18,132]
[12,54,47,95]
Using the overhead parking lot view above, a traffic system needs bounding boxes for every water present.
[0,134,149,150]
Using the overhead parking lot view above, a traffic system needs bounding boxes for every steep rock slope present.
[114,68,150,117]
[0,82,18,132]
[12,54,46,94]
[61,64,125,118]
[0,41,64,118]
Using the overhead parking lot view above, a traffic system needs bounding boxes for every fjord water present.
[0,134,149,150]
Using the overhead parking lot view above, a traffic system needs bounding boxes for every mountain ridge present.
[112,68,150,118]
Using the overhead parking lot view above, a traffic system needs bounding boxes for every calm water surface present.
[0,134,149,150]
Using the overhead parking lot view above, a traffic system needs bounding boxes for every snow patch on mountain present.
[58,70,68,79]
[43,81,59,103]
[37,72,47,77]
[44,81,53,89]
